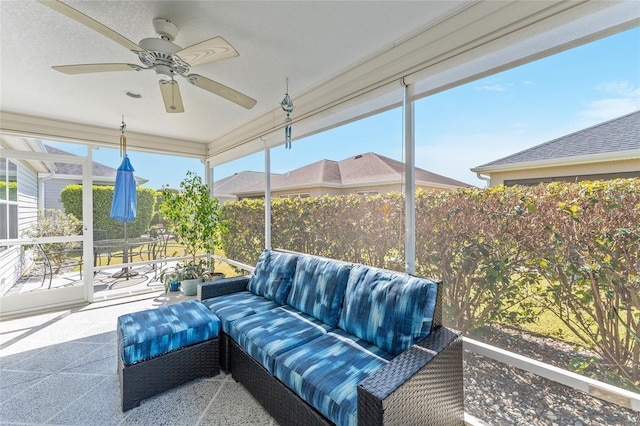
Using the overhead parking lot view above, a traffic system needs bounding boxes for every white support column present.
[264,141,271,250]
[83,145,94,302]
[403,82,416,275]
[206,161,214,198]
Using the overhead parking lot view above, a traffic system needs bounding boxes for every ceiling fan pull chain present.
[280,78,294,149]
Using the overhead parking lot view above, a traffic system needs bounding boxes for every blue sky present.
[50,27,639,189]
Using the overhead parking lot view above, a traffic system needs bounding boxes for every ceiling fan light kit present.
[38,0,256,112]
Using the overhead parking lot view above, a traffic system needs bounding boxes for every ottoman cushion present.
[118,300,220,366]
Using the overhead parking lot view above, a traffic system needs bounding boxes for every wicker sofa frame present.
[198,271,463,425]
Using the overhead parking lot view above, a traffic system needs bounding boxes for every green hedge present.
[60,185,157,239]
[221,193,405,268]
[220,179,639,387]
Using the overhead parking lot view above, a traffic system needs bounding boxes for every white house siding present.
[18,165,38,231]
[0,162,38,296]
[0,246,20,295]
[44,179,77,211]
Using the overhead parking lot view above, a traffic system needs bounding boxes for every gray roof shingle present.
[214,171,277,197]
[473,110,640,170]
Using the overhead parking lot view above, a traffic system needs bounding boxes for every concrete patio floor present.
[0,291,277,425]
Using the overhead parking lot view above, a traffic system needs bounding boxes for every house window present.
[0,157,19,249]
[356,190,379,196]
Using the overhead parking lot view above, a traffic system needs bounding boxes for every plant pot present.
[169,279,181,292]
[181,278,203,296]
[204,272,225,284]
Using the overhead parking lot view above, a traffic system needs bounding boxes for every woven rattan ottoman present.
[117,300,220,411]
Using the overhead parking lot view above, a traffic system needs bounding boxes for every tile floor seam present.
[195,374,232,426]
[0,372,54,406]
[42,374,110,425]
[56,345,115,375]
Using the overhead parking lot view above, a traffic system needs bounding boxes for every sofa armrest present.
[357,326,463,426]
[198,276,250,300]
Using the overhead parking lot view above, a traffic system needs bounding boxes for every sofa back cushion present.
[286,255,351,327]
[338,264,439,355]
[247,249,299,305]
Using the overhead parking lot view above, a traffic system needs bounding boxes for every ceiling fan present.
[37,0,257,113]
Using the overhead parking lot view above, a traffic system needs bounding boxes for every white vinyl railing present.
[464,338,640,412]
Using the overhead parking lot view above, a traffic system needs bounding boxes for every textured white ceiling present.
[0,1,464,145]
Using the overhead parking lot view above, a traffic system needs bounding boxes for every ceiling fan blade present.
[159,80,185,113]
[37,0,142,52]
[187,74,256,109]
[52,63,141,75]
[175,36,239,67]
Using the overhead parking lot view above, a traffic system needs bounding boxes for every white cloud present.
[596,81,640,96]
[477,83,509,92]
[571,80,640,128]
[579,98,639,123]
[475,77,514,92]
[576,80,639,126]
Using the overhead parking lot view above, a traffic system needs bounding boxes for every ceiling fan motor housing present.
[137,37,190,77]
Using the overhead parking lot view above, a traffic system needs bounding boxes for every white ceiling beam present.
[0,111,207,158]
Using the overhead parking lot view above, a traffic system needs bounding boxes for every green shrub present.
[60,185,157,239]
[529,179,639,388]
[414,186,541,333]
[220,178,639,387]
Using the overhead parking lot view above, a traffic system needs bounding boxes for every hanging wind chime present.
[119,116,127,157]
[280,78,294,149]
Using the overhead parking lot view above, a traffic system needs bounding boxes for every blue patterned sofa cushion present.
[247,249,299,304]
[117,300,220,366]
[273,329,392,426]
[201,291,279,334]
[287,255,351,327]
[229,306,333,373]
[338,264,438,355]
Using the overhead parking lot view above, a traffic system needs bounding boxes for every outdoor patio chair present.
[38,243,83,289]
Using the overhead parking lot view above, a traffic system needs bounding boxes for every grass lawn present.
[517,309,586,346]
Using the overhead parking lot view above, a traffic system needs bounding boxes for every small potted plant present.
[159,266,182,293]
[158,172,227,296]
[178,258,224,296]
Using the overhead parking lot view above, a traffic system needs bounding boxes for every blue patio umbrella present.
[110,154,137,278]
[110,154,137,223]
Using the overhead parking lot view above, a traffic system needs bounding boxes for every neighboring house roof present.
[235,152,470,195]
[472,110,640,173]
[214,171,274,198]
[45,145,149,185]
